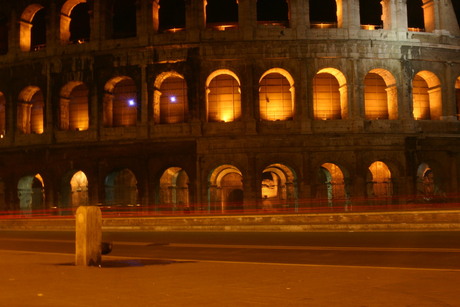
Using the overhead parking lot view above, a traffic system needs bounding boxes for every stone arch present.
[20,4,46,52]
[60,170,89,211]
[313,68,348,120]
[159,167,190,212]
[206,69,241,122]
[154,71,188,124]
[366,161,393,204]
[60,0,90,44]
[111,0,137,39]
[261,163,297,211]
[416,162,444,202]
[17,174,45,212]
[364,68,398,120]
[259,68,294,121]
[59,81,89,131]
[103,76,138,127]
[208,165,243,212]
[257,0,289,27]
[105,168,138,206]
[412,71,442,120]
[318,163,349,207]
[17,86,44,134]
[158,0,186,32]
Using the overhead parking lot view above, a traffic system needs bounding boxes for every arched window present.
[257,0,289,27]
[20,4,46,52]
[159,167,190,212]
[60,82,89,131]
[0,16,8,54]
[208,165,243,212]
[318,163,348,207]
[61,170,89,211]
[17,174,45,212]
[364,69,398,120]
[206,0,238,30]
[17,86,44,134]
[206,70,241,122]
[158,0,186,31]
[105,169,138,206]
[154,72,188,124]
[112,0,137,39]
[407,0,424,31]
[60,0,90,44]
[313,68,348,120]
[103,77,138,127]
[259,69,294,121]
[261,163,297,210]
[367,161,392,198]
[309,0,337,28]
[412,71,442,120]
[359,0,382,30]
[0,92,5,136]
[456,77,460,120]
[416,163,443,202]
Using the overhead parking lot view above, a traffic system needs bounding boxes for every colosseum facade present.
[0,0,459,214]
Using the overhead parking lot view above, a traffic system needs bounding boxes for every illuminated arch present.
[412,71,442,120]
[364,68,398,120]
[206,69,242,122]
[159,167,190,211]
[20,4,46,52]
[313,68,348,120]
[261,163,297,210]
[208,165,243,212]
[60,0,90,44]
[103,76,138,127]
[259,68,294,121]
[59,81,89,131]
[367,161,392,198]
[154,72,188,124]
[17,86,44,134]
[105,168,138,206]
[318,163,348,207]
[17,174,45,211]
[60,170,88,210]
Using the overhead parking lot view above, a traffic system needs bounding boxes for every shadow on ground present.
[57,259,195,268]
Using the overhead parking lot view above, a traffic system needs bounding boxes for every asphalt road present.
[1,230,459,270]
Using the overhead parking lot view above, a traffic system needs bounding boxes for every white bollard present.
[75,206,102,266]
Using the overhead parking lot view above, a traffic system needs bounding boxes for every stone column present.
[75,206,102,266]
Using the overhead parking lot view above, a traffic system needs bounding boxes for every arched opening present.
[206,70,241,122]
[309,0,337,28]
[416,163,444,202]
[60,82,89,131]
[407,0,425,32]
[257,0,289,27]
[367,161,393,205]
[60,0,90,44]
[60,170,88,211]
[259,69,294,121]
[154,73,188,124]
[412,71,442,120]
[103,76,138,127]
[205,0,238,30]
[17,174,45,212]
[105,169,138,206]
[359,0,382,30]
[261,163,297,211]
[20,4,46,52]
[318,163,348,208]
[0,92,5,136]
[159,167,190,212]
[111,0,137,39]
[364,69,398,120]
[0,16,8,54]
[208,165,243,213]
[455,77,460,120]
[17,86,44,134]
[158,0,186,32]
[0,178,5,211]
[313,68,348,120]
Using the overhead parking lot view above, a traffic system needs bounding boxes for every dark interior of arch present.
[69,3,90,43]
[0,16,7,54]
[257,0,289,22]
[112,0,137,39]
[159,0,186,30]
[206,0,238,24]
[407,0,424,29]
[31,9,46,50]
[309,0,337,24]
[359,0,382,26]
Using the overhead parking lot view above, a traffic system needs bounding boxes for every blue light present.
[128,99,136,106]
[170,96,176,103]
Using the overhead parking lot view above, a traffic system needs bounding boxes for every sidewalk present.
[1,250,460,306]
